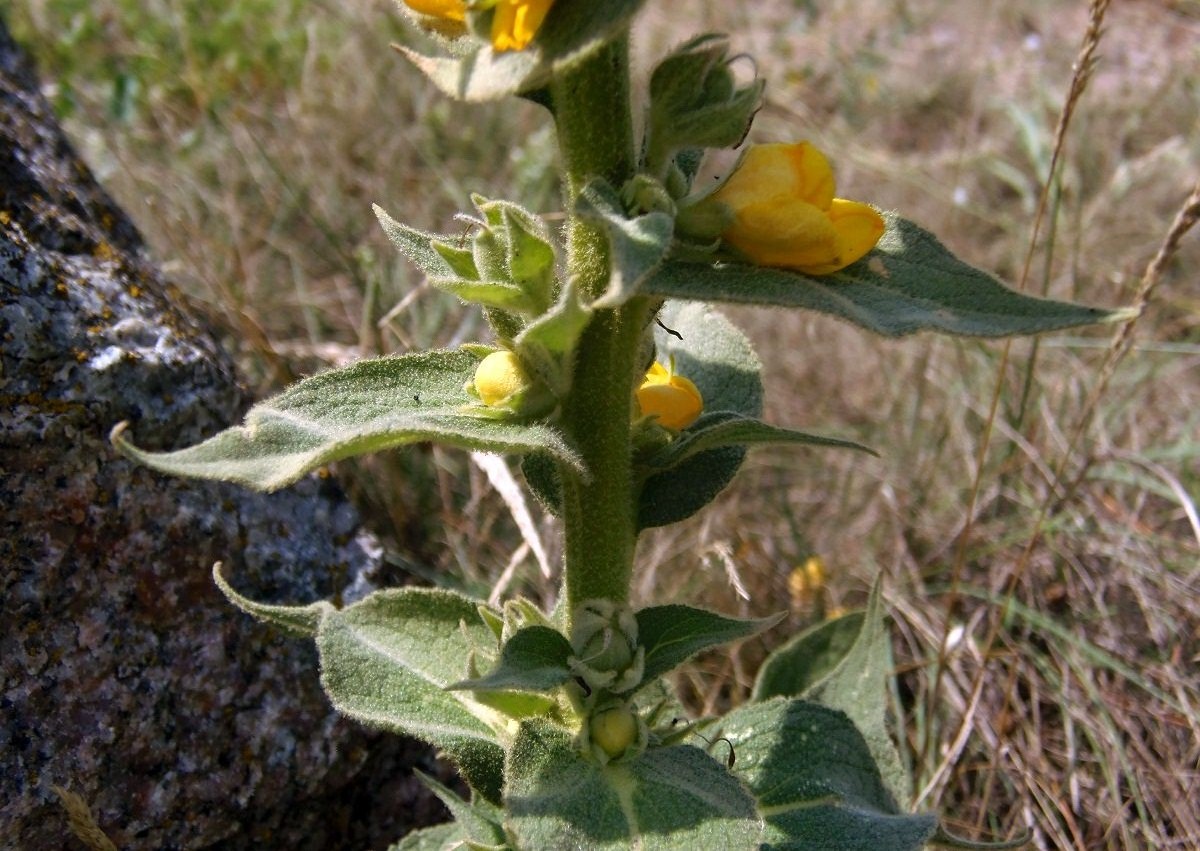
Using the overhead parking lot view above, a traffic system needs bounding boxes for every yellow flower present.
[401,0,466,22]
[788,556,827,607]
[473,350,531,407]
[637,361,703,431]
[711,142,884,275]
[491,0,555,52]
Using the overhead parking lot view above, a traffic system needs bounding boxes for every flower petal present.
[792,199,885,275]
[724,198,840,270]
[491,0,555,52]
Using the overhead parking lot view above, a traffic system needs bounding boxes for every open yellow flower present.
[636,361,703,431]
[401,0,466,22]
[711,142,884,275]
[491,0,555,52]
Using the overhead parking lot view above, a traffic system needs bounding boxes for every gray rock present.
[1,18,447,850]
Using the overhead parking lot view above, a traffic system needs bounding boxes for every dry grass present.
[11,0,1200,848]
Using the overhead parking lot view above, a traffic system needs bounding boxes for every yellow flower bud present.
[636,361,703,431]
[590,704,639,760]
[401,0,466,22]
[473,350,532,407]
[710,142,884,275]
[491,0,556,52]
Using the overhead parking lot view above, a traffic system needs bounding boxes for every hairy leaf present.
[752,612,866,702]
[416,771,507,848]
[637,605,782,685]
[112,350,582,491]
[638,301,763,529]
[575,179,673,307]
[645,411,875,472]
[212,562,331,638]
[644,213,1120,337]
[506,721,761,850]
[317,588,505,801]
[450,625,574,693]
[716,698,936,850]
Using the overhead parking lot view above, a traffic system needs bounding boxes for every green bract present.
[116,4,1128,848]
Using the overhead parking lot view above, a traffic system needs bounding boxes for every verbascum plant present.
[114,3,1123,848]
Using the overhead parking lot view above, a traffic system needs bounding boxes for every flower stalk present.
[549,34,647,625]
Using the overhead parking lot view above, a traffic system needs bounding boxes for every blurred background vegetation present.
[7,0,1199,847]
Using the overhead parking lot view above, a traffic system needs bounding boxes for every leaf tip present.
[1104,305,1141,325]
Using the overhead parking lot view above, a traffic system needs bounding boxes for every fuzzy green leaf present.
[450,625,574,693]
[398,0,649,102]
[430,277,532,311]
[645,212,1119,337]
[801,580,910,803]
[645,411,875,472]
[416,771,507,849]
[212,562,332,638]
[516,281,593,396]
[637,605,783,685]
[753,581,910,803]
[638,301,763,529]
[374,204,460,278]
[317,587,505,801]
[506,721,761,850]
[716,698,936,850]
[112,350,582,491]
[645,34,764,171]
[752,612,866,702]
[388,822,465,851]
[576,179,674,308]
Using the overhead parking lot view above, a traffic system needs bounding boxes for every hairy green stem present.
[550,34,644,623]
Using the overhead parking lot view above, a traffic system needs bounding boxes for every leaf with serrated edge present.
[715,698,936,850]
[212,562,332,638]
[506,720,761,850]
[644,212,1118,337]
[111,350,583,491]
[638,301,762,529]
[317,587,505,801]
[645,411,874,473]
[449,625,573,693]
[398,0,649,102]
[637,605,782,686]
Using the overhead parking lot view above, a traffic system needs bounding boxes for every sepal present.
[645,34,764,177]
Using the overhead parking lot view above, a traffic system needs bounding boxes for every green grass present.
[10,0,1200,847]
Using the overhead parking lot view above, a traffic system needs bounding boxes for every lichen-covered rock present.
[1,19,445,850]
